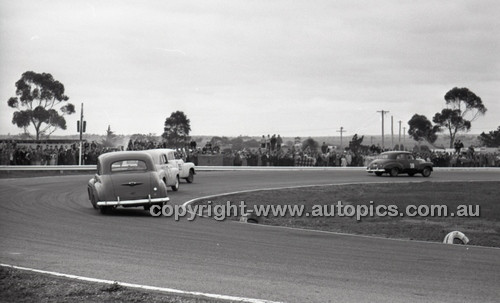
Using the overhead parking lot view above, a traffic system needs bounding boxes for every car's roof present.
[381,151,411,155]
[144,148,175,154]
[98,151,155,174]
[143,149,171,156]
[98,151,154,162]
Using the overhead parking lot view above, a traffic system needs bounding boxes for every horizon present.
[1,1,499,138]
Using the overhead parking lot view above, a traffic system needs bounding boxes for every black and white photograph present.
[1,1,499,302]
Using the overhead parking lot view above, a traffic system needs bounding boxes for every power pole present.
[398,120,402,150]
[377,110,389,150]
[391,115,394,150]
[77,103,86,166]
[337,126,346,150]
[403,126,406,150]
[79,103,83,165]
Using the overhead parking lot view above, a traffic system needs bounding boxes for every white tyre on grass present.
[443,231,469,245]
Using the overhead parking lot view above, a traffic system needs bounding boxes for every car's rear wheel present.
[186,170,194,183]
[151,201,166,217]
[389,167,399,177]
[375,172,383,176]
[89,190,98,209]
[171,176,179,191]
[100,206,112,214]
[422,167,432,177]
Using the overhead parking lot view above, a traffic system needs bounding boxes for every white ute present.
[162,148,196,183]
[144,149,181,191]
[145,149,196,187]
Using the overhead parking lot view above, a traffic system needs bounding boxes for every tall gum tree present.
[408,114,440,147]
[433,87,486,148]
[7,71,75,139]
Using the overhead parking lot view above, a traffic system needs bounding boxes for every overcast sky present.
[1,0,499,138]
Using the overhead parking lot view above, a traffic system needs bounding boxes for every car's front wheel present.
[171,176,180,191]
[186,169,194,183]
[422,167,432,177]
[375,172,383,176]
[389,167,399,177]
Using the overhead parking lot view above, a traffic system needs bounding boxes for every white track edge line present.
[0,264,282,303]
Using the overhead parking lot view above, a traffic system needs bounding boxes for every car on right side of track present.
[150,148,196,184]
[366,151,433,177]
[144,149,181,191]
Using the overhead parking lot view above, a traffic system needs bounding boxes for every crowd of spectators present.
[416,148,500,168]
[219,135,375,167]
[1,138,500,167]
[0,140,121,166]
[127,139,167,151]
[225,147,365,167]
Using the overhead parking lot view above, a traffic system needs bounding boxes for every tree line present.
[6,71,499,148]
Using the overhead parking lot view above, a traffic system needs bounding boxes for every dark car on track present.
[87,151,169,214]
[366,151,433,177]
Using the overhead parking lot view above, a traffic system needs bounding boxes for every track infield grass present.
[195,181,500,248]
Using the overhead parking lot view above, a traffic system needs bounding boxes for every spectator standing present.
[261,151,269,166]
[233,152,242,166]
[341,153,348,167]
[260,135,266,148]
[65,146,75,165]
[454,140,464,154]
[276,135,283,150]
[270,134,277,151]
[346,151,352,166]
[321,142,328,154]
[32,146,42,165]
[190,140,197,150]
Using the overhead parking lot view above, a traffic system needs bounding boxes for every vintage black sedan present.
[366,151,433,177]
[88,151,169,214]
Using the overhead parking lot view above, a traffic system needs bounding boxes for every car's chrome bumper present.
[366,168,386,172]
[97,196,169,206]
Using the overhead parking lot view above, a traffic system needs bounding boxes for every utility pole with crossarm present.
[76,103,86,165]
[377,110,389,150]
[337,126,347,150]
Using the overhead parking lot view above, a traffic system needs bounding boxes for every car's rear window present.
[111,160,148,173]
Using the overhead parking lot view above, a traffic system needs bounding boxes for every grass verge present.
[0,266,233,303]
[194,181,500,247]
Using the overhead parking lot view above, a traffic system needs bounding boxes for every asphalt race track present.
[1,170,500,302]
